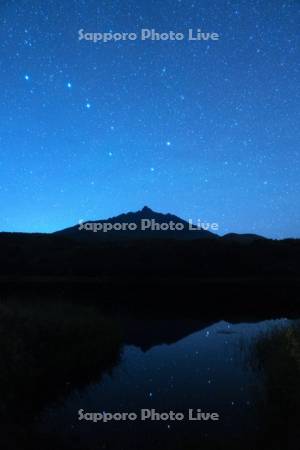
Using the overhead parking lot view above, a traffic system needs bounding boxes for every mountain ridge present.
[54,205,219,242]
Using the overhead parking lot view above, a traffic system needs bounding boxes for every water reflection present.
[0,299,299,450]
[39,318,298,450]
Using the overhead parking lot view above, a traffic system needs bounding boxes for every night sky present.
[0,0,299,237]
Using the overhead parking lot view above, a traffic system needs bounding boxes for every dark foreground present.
[1,232,300,448]
[1,275,300,317]
[0,289,300,450]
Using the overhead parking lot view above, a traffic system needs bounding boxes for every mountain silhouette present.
[55,206,219,242]
[222,233,267,244]
[0,212,299,304]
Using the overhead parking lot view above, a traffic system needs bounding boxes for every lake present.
[25,315,299,450]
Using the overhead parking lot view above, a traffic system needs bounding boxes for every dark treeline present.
[0,232,299,279]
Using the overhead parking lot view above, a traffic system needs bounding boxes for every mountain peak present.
[141,206,153,213]
[56,206,219,241]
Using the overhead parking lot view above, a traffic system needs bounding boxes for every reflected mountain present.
[1,294,300,450]
[120,314,300,351]
[121,318,211,351]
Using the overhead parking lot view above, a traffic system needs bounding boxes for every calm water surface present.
[37,317,297,449]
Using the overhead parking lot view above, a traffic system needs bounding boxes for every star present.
[1,0,298,239]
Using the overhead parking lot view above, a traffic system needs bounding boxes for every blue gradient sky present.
[0,0,299,237]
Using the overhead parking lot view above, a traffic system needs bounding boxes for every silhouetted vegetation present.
[1,232,299,314]
[0,298,122,448]
[1,232,299,279]
[246,323,300,449]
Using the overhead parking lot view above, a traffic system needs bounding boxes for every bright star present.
[150,167,155,172]
[166,141,171,147]
[86,103,91,109]
[24,75,29,81]
[108,152,113,157]
[67,82,72,88]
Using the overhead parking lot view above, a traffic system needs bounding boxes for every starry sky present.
[0,0,299,237]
